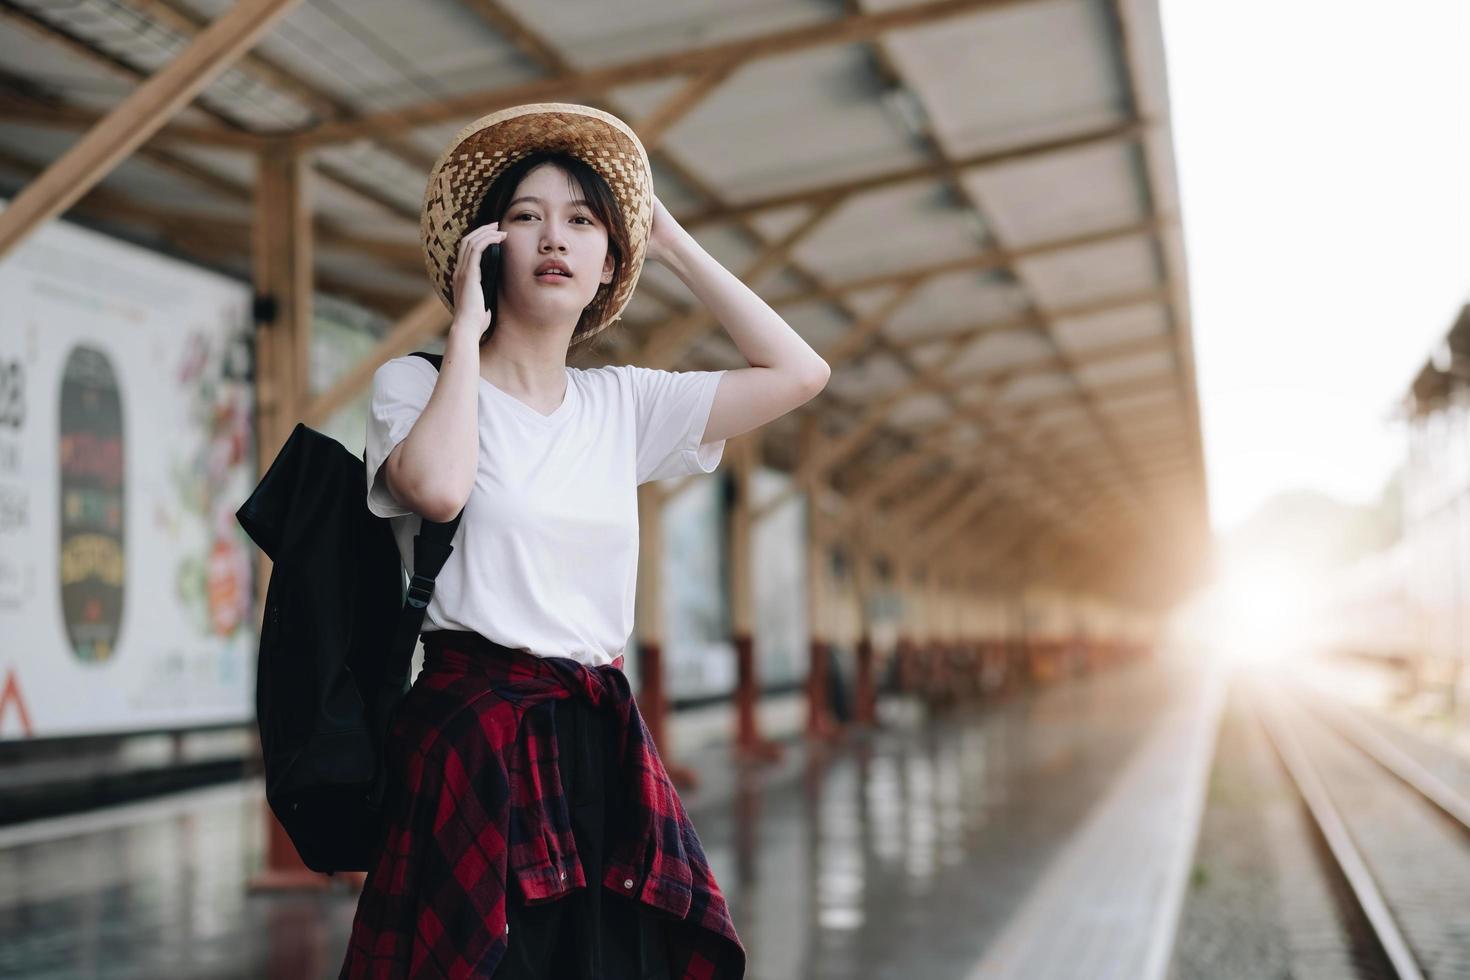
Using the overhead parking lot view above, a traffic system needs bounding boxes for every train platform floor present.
[0,652,1223,980]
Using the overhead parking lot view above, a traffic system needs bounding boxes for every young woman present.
[338,104,829,979]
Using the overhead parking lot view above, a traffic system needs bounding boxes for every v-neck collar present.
[480,368,576,424]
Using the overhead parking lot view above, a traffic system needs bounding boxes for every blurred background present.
[0,1,1465,978]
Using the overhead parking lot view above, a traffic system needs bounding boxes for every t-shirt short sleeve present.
[364,356,437,519]
[626,365,728,484]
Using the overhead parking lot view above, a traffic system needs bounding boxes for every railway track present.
[1252,680,1470,979]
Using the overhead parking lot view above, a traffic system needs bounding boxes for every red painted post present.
[249,813,331,891]
[640,639,668,749]
[854,633,876,724]
[735,633,783,762]
[806,638,838,738]
[735,632,757,749]
[639,639,698,790]
[894,635,914,693]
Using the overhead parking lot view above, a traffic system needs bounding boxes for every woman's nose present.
[540,230,568,253]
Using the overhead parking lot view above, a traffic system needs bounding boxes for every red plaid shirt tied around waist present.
[340,631,746,979]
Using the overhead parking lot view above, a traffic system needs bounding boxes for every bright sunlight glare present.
[1174,556,1324,667]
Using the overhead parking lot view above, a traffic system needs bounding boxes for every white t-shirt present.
[364,354,727,667]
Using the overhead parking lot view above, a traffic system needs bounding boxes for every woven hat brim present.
[420,103,653,346]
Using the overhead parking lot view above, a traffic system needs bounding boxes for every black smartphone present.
[479,240,501,314]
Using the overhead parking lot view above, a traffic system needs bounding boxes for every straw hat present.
[420,103,653,346]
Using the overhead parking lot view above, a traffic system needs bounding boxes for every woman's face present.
[496,162,615,330]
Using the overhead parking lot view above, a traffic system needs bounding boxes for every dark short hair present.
[471,150,630,349]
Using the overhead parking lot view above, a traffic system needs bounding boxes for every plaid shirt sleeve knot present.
[339,643,746,979]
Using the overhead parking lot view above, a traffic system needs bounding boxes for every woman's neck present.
[478,319,572,397]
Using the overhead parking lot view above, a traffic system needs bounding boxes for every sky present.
[1159,0,1469,533]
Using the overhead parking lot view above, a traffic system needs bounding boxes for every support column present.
[851,528,877,726]
[252,145,313,470]
[803,446,838,740]
[931,570,954,709]
[898,561,924,696]
[729,434,782,763]
[892,561,917,695]
[249,145,323,892]
[636,483,698,789]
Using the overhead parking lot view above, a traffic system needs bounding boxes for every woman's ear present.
[600,254,615,285]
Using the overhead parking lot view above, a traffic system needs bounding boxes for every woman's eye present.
[572,215,592,225]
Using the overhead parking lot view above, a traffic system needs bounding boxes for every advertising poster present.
[655,467,809,702]
[750,467,807,688]
[661,475,734,701]
[0,208,257,740]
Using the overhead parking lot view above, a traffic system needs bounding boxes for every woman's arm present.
[383,222,505,522]
[648,196,831,445]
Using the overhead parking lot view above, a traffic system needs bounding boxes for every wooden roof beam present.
[0,0,302,259]
[829,337,1143,534]
[0,129,425,270]
[890,286,1170,352]
[890,473,979,535]
[117,0,339,122]
[454,4,748,333]
[464,5,1079,539]
[681,118,1145,230]
[303,293,451,427]
[939,332,1176,390]
[991,370,1179,417]
[794,260,1152,537]
[821,389,1125,551]
[760,217,1167,310]
[896,491,1000,565]
[288,0,1047,148]
[862,26,1161,534]
[446,0,1125,540]
[0,2,423,238]
[631,193,847,369]
[819,280,926,368]
[0,94,266,150]
[118,0,440,170]
[634,61,743,148]
[1107,0,1211,549]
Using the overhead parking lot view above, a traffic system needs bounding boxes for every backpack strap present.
[375,351,465,748]
[409,351,445,371]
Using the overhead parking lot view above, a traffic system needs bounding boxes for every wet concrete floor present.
[0,656,1207,979]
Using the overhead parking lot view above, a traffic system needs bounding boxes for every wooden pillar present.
[804,457,838,740]
[957,569,974,696]
[930,570,952,708]
[729,434,782,763]
[635,483,668,747]
[895,562,921,694]
[249,144,323,891]
[252,145,313,468]
[851,527,877,726]
[636,483,698,789]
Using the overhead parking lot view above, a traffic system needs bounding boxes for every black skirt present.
[492,690,673,979]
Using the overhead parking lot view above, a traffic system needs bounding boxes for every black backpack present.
[235,351,463,874]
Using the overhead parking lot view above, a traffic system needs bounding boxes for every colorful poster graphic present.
[0,203,258,740]
[166,327,254,641]
[57,345,125,663]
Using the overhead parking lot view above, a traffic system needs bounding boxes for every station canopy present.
[0,0,1209,606]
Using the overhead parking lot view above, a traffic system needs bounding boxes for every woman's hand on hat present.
[450,221,508,333]
[646,194,691,266]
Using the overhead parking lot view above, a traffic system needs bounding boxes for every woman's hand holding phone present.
[449,222,507,339]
